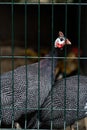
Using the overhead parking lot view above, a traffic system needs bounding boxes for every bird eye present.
[60,38,64,41]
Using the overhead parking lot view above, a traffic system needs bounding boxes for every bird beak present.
[65,39,71,45]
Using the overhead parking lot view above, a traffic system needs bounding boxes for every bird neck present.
[47,48,59,82]
[50,48,59,67]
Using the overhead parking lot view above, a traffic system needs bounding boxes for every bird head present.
[54,31,71,49]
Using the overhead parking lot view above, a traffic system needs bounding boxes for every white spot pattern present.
[84,103,87,115]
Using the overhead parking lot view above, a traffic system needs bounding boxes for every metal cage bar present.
[37,0,40,129]
[11,0,15,128]
[24,0,28,128]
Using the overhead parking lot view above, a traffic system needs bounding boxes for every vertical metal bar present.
[38,0,40,129]
[50,0,54,129]
[0,43,1,126]
[77,0,81,130]
[24,0,28,128]
[11,0,14,128]
[64,0,68,130]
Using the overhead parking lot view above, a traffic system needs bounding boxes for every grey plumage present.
[39,75,87,129]
[1,48,58,125]
[1,57,87,129]
[0,32,72,127]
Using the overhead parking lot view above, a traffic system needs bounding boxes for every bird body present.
[1,57,54,124]
[40,75,87,129]
[0,31,71,127]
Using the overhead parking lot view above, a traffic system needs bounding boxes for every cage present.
[0,0,87,130]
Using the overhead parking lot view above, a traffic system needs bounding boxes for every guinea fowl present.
[0,31,71,126]
[39,75,87,129]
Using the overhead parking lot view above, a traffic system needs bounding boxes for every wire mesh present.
[11,0,15,128]
[0,0,87,130]
[76,0,81,129]
[37,0,40,129]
